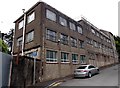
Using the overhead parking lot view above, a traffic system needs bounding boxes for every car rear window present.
[77,66,87,69]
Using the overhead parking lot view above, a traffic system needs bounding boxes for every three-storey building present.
[13,1,118,82]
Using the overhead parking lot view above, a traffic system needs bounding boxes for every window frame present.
[46,50,57,63]
[61,52,69,63]
[26,30,34,43]
[27,12,35,24]
[18,20,24,29]
[79,40,84,48]
[17,36,23,46]
[77,26,83,34]
[69,22,76,31]
[46,9,57,22]
[72,54,78,64]
[70,37,77,47]
[80,55,86,64]
[60,33,68,45]
[59,16,67,27]
[46,29,57,42]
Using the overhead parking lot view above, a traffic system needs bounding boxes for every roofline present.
[80,18,110,39]
[14,1,44,23]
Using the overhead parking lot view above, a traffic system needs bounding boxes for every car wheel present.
[88,72,92,78]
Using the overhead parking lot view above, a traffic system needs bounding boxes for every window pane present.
[46,50,57,62]
[71,37,77,47]
[60,34,68,45]
[59,17,67,26]
[18,20,23,29]
[27,12,35,23]
[72,54,78,63]
[91,28,95,34]
[61,52,69,62]
[17,36,23,46]
[77,26,83,34]
[46,9,56,21]
[80,55,86,64]
[69,22,76,31]
[46,29,56,41]
[26,31,34,43]
[79,40,84,48]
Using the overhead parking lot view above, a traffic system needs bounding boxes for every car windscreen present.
[77,66,87,69]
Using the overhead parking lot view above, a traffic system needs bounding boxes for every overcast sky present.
[0,0,119,36]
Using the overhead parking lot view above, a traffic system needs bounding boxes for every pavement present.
[35,63,119,88]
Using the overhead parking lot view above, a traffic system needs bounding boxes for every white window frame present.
[46,29,56,42]
[69,22,76,31]
[72,54,78,64]
[27,12,35,24]
[77,26,83,34]
[91,28,95,34]
[80,55,86,64]
[26,30,34,43]
[79,40,84,48]
[18,20,23,29]
[17,36,23,46]
[46,50,57,63]
[59,17,67,26]
[61,52,69,63]
[70,37,77,47]
[46,9,56,22]
[60,34,68,45]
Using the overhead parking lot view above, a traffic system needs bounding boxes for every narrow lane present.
[59,65,118,86]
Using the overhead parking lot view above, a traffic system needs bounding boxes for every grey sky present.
[0,0,118,36]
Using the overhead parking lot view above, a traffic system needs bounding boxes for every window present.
[18,20,23,29]
[69,22,76,31]
[46,9,56,21]
[88,65,95,69]
[26,30,34,43]
[27,12,35,24]
[46,50,57,62]
[79,40,84,48]
[77,26,83,34]
[101,35,103,39]
[91,28,95,34]
[80,55,86,64]
[77,66,87,69]
[86,37,92,45]
[60,34,68,45]
[59,17,67,26]
[61,52,69,63]
[17,36,23,46]
[46,29,56,42]
[96,32,99,37]
[93,40,97,47]
[72,54,78,63]
[70,37,77,47]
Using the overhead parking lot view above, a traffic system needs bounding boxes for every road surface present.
[59,64,119,87]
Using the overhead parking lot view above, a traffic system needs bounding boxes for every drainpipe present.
[22,9,26,56]
[33,58,36,85]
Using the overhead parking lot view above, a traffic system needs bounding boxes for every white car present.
[74,64,99,78]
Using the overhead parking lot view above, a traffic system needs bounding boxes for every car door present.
[91,65,96,74]
[88,65,94,74]
[88,65,95,74]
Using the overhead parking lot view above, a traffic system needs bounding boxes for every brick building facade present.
[13,1,118,82]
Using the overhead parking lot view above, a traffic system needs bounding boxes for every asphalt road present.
[59,64,119,87]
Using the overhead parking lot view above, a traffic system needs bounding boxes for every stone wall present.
[10,56,41,87]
